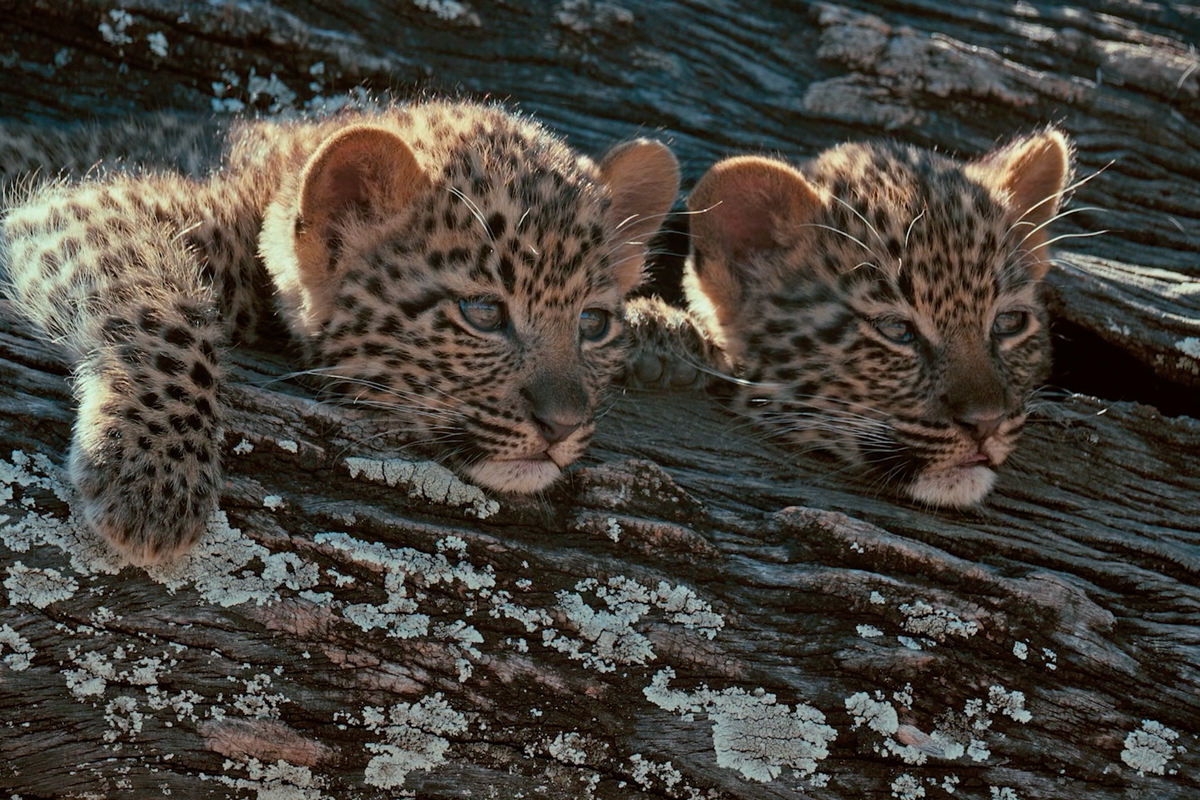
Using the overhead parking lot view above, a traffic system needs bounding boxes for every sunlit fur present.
[1,101,678,563]
[682,131,1073,507]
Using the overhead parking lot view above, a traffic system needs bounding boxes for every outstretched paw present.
[70,421,222,567]
[621,296,724,391]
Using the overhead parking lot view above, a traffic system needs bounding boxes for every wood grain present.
[1,1,1197,798]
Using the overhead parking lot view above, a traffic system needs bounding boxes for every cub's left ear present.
[967,128,1073,280]
[598,139,681,292]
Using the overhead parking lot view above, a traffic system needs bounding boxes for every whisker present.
[903,208,926,250]
[829,194,887,253]
[448,186,493,242]
[796,222,878,257]
[1037,229,1109,249]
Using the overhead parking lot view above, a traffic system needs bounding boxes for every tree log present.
[1,1,1198,798]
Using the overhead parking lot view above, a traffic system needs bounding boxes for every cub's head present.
[262,103,679,493]
[685,130,1072,507]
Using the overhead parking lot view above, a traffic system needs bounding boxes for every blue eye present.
[873,317,915,344]
[993,311,1029,337]
[459,298,507,332]
[579,308,611,341]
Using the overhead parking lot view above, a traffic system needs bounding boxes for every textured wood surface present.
[1,2,1198,798]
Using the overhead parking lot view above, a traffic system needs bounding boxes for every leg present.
[4,178,226,565]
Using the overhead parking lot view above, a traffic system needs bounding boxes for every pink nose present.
[956,411,1003,442]
[533,414,581,444]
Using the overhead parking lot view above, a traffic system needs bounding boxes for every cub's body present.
[1,101,679,563]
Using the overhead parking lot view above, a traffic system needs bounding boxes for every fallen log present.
[1,1,1197,798]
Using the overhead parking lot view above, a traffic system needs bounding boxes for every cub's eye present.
[459,298,507,332]
[993,311,1029,337]
[873,317,916,344]
[579,308,611,341]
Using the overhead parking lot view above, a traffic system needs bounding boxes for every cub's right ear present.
[685,156,823,335]
[294,125,429,290]
[262,125,430,339]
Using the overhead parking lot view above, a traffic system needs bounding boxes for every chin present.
[464,457,564,494]
[905,464,998,509]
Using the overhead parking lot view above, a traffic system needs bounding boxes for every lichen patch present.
[644,667,836,782]
[345,456,500,519]
[361,693,467,789]
[0,623,34,671]
[147,511,320,607]
[199,758,330,800]
[1121,719,1183,776]
[0,450,123,575]
[543,576,724,673]
[4,561,78,609]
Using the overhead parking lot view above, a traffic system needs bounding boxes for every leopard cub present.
[1,101,679,564]
[634,130,1072,508]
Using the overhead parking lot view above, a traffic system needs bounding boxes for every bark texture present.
[1,1,1198,798]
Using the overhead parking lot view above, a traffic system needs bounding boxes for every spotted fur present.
[1,101,679,564]
[637,130,1072,508]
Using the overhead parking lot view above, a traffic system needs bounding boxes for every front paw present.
[70,425,223,567]
[621,297,720,391]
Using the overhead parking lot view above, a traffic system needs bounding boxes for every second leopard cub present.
[2,101,679,564]
[632,129,1072,508]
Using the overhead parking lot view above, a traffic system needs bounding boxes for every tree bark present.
[1,1,1198,798]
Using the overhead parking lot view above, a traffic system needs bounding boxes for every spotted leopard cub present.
[640,129,1071,508]
[1,101,679,564]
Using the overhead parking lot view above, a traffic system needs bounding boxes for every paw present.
[620,296,722,391]
[70,420,222,567]
[625,344,707,390]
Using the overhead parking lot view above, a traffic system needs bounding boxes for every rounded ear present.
[295,125,429,287]
[684,156,824,325]
[967,128,1073,279]
[261,125,430,340]
[598,139,681,292]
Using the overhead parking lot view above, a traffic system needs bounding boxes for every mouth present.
[956,452,992,468]
[463,451,564,494]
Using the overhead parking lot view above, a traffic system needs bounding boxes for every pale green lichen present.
[891,773,925,799]
[103,695,144,743]
[644,668,836,782]
[544,576,724,673]
[547,731,589,765]
[929,686,1030,765]
[847,692,928,765]
[199,758,329,800]
[345,457,499,519]
[0,451,123,575]
[899,600,979,641]
[628,754,683,790]
[64,649,116,698]
[362,693,467,789]
[316,531,493,644]
[846,692,899,735]
[1121,719,1182,776]
[4,561,77,609]
[434,619,483,681]
[147,512,319,607]
[232,673,290,720]
[0,624,34,671]
[986,685,1032,724]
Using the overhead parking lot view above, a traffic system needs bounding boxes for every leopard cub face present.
[684,130,1072,507]
[262,104,679,494]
